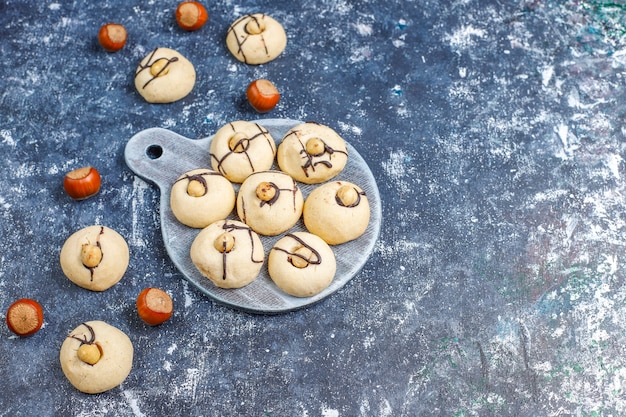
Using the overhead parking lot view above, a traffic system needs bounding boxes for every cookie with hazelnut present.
[134,47,196,103]
[303,181,370,245]
[190,219,264,289]
[225,13,287,65]
[170,168,235,228]
[236,170,304,236]
[209,120,276,183]
[268,232,336,297]
[59,321,133,394]
[277,122,348,184]
[59,225,129,291]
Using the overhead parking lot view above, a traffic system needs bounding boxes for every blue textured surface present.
[2,0,626,416]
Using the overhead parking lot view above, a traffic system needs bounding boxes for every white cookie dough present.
[190,219,264,289]
[60,225,130,291]
[236,170,304,236]
[60,321,133,394]
[226,13,287,65]
[134,47,196,103]
[303,181,370,245]
[277,122,348,184]
[209,120,277,183]
[170,168,236,228]
[268,232,336,297]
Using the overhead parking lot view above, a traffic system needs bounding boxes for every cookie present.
[209,120,277,183]
[268,232,336,297]
[303,181,370,245]
[134,47,196,103]
[225,13,287,65]
[60,321,133,394]
[236,170,304,236]
[190,219,264,289]
[170,168,236,228]
[60,225,130,291]
[277,122,348,184]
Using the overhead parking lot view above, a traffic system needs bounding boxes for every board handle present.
[124,127,210,188]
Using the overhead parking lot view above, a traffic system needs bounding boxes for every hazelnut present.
[137,287,174,326]
[81,244,103,268]
[255,182,276,202]
[63,166,101,200]
[187,179,206,197]
[336,185,359,207]
[77,343,102,365]
[246,79,280,113]
[175,1,209,31]
[98,23,127,52]
[5,298,44,337]
[290,246,313,269]
[214,232,235,253]
[228,132,248,153]
[246,18,266,34]
[150,58,171,77]
[305,138,325,156]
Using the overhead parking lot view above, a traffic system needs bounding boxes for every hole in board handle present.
[146,145,163,160]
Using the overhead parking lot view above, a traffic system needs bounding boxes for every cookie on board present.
[268,232,336,297]
[277,122,348,184]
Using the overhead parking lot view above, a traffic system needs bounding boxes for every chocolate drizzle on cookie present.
[174,171,222,196]
[227,14,269,64]
[258,179,298,209]
[135,48,180,88]
[240,176,300,224]
[83,226,104,282]
[69,322,96,345]
[284,128,349,179]
[219,221,263,281]
[258,182,280,207]
[68,322,103,366]
[210,123,274,178]
[272,233,322,267]
[335,187,366,208]
[300,142,347,177]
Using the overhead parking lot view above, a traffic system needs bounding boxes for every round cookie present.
[190,219,264,289]
[134,47,196,103]
[236,170,304,236]
[209,120,277,183]
[170,168,236,228]
[60,225,130,291]
[225,13,287,65]
[277,122,348,184]
[303,181,370,245]
[60,321,133,394]
[268,232,336,297]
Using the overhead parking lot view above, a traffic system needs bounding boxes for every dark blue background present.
[2,0,626,415]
